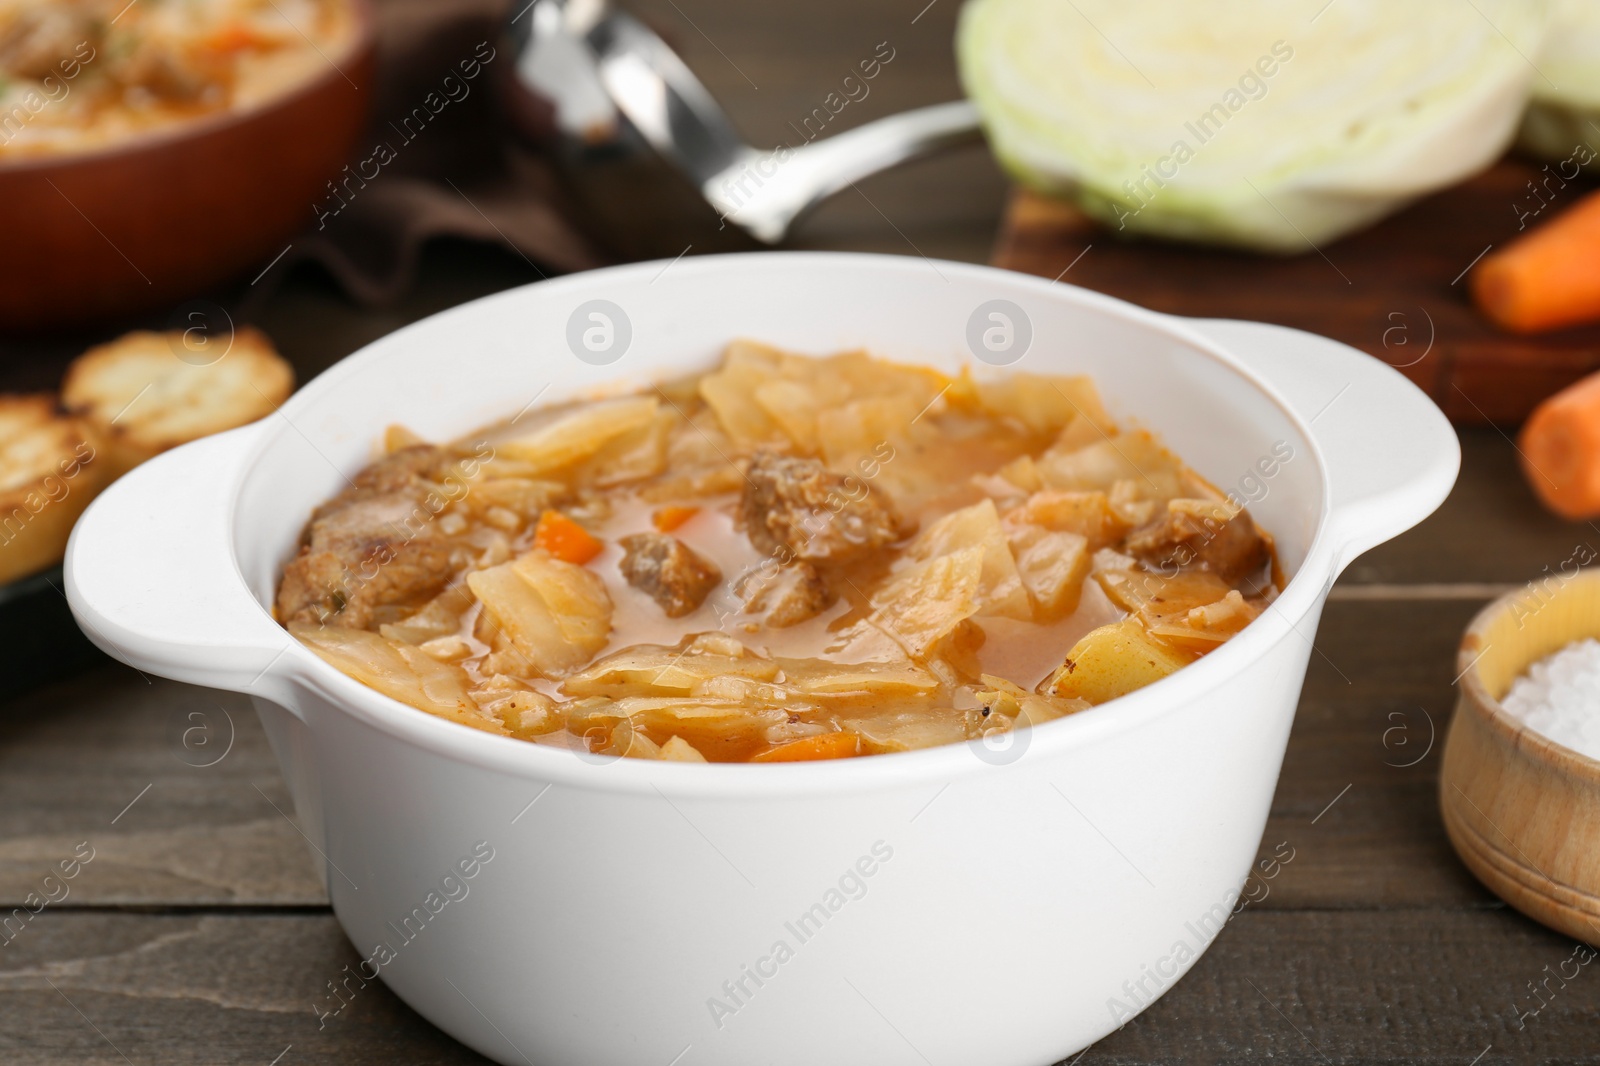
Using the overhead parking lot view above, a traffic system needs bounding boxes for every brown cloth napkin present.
[281,0,608,304]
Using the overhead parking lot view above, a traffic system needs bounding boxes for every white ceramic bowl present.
[66,253,1457,1066]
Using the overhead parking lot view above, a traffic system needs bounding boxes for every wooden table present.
[4,2,1598,1062]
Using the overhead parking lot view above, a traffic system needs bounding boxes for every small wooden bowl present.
[0,2,375,332]
[1441,571,1600,942]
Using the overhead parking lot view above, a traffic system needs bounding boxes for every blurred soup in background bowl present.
[0,0,373,330]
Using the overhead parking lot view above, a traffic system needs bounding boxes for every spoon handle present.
[704,100,985,243]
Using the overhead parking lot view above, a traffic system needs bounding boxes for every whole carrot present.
[1518,371,1600,519]
[1474,190,1600,334]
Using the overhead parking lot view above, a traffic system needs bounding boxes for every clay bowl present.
[1441,570,1600,943]
[0,3,376,332]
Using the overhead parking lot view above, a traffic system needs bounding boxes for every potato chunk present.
[1048,619,1192,705]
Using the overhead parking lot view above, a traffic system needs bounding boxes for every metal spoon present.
[500,0,984,258]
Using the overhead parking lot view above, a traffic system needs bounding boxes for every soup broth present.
[276,342,1280,763]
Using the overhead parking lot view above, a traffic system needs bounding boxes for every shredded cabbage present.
[958,0,1552,251]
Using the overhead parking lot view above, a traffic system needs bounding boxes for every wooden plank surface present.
[0,674,321,907]
[991,169,1600,427]
[3,909,1591,1065]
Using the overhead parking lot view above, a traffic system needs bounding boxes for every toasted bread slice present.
[62,326,294,477]
[0,395,107,584]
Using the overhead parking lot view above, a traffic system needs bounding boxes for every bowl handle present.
[1186,318,1460,575]
[64,424,299,704]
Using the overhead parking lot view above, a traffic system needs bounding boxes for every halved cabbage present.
[958,0,1552,251]
[1518,0,1600,167]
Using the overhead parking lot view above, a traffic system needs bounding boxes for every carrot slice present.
[1518,371,1600,518]
[1473,191,1600,334]
[205,23,268,53]
[750,732,865,763]
[533,510,603,565]
[651,505,699,532]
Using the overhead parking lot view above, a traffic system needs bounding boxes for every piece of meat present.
[738,561,834,628]
[300,446,462,532]
[1124,499,1268,583]
[741,450,904,565]
[277,447,466,627]
[619,532,722,618]
[278,492,459,628]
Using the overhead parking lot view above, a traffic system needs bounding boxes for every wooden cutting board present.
[989,158,1600,426]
